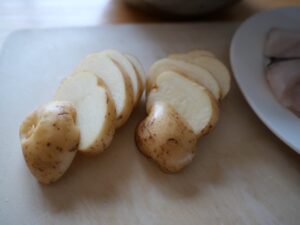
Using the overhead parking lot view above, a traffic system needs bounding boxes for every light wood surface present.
[0,23,299,225]
[0,0,300,46]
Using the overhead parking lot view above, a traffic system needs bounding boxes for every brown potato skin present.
[135,102,197,173]
[20,101,80,184]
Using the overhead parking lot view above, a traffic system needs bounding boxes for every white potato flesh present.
[169,49,216,59]
[147,71,219,136]
[55,72,116,154]
[125,53,145,102]
[102,49,139,104]
[170,56,231,99]
[76,53,134,127]
[147,58,221,100]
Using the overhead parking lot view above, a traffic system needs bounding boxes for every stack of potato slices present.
[136,50,231,172]
[20,49,144,183]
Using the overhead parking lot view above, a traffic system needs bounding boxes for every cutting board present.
[0,23,299,225]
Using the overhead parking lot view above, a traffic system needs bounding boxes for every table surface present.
[0,0,300,46]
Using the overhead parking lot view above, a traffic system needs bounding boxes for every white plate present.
[230,7,300,154]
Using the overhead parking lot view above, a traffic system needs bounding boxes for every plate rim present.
[230,6,300,154]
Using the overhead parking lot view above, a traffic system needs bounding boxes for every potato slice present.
[147,58,221,100]
[169,56,231,99]
[20,101,80,184]
[102,49,140,105]
[136,102,197,173]
[125,53,145,103]
[169,49,215,59]
[76,53,134,128]
[147,71,219,137]
[55,72,116,155]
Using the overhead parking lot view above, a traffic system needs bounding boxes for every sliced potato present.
[147,58,221,100]
[136,102,197,173]
[20,101,80,184]
[54,72,116,155]
[170,56,231,99]
[147,71,219,137]
[125,53,145,103]
[102,49,140,105]
[76,53,134,128]
[169,49,215,59]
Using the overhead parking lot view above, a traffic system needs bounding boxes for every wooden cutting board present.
[0,23,299,225]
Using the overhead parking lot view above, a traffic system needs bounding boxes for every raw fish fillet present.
[265,28,300,59]
[266,59,300,116]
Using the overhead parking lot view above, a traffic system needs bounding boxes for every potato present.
[102,49,140,105]
[125,53,145,104]
[136,102,197,173]
[54,72,116,155]
[169,55,231,99]
[19,101,80,184]
[75,53,134,128]
[147,71,219,137]
[146,58,221,100]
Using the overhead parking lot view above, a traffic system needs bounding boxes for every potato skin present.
[20,101,80,184]
[135,102,197,173]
